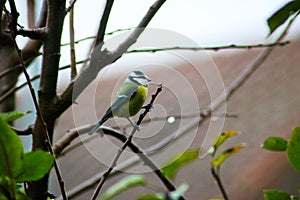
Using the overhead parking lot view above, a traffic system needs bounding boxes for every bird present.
[88,70,151,135]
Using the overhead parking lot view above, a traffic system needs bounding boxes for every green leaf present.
[0,111,32,123]
[0,193,9,200]
[15,150,54,182]
[291,196,299,200]
[287,127,300,171]
[161,149,199,179]
[16,191,30,200]
[263,189,291,200]
[0,176,11,200]
[211,144,246,167]
[209,130,239,155]
[262,136,287,151]
[267,0,300,35]
[0,116,23,178]
[99,175,145,200]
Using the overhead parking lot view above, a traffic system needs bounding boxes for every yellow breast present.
[116,85,147,118]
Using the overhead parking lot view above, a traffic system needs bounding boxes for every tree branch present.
[95,0,114,46]
[0,51,40,79]
[0,0,45,114]
[12,126,33,135]
[69,4,77,79]
[27,0,67,199]
[65,0,77,14]
[0,58,88,104]
[211,167,228,200]
[118,111,238,131]
[17,27,46,39]
[27,0,35,28]
[62,35,289,52]
[126,41,290,53]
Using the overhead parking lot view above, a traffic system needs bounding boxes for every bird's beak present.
[145,76,151,82]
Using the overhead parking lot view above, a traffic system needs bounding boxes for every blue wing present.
[88,83,138,135]
[109,84,138,116]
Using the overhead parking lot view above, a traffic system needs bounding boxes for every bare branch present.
[65,0,77,14]
[69,4,77,79]
[118,111,238,131]
[7,0,18,34]
[211,167,228,200]
[17,27,46,39]
[0,58,88,104]
[62,35,289,52]
[60,28,134,47]
[12,126,33,135]
[53,124,91,155]
[111,0,166,55]
[0,72,40,104]
[0,1,46,113]
[126,41,290,53]
[21,0,46,63]
[95,0,114,46]
[27,0,35,28]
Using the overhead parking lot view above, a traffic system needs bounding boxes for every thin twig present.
[0,58,89,104]
[65,0,77,14]
[126,41,290,53]
[95,0,114,46]
[69,2,77,79]
[0,52,41,79]
[118,111,238,131]
[12,126,33,136]
[90,85,172,200]
[4,3,67,200]
[211,167,228,200]
[60,36,289,51]
[27,0,35,28]
[17,27,45,39]
[60,28,136,47]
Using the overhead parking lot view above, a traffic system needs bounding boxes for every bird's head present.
[127,70,151,87]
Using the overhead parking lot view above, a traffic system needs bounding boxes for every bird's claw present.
[142,103,152,110]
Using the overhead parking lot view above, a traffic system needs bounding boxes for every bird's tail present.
[88,116,109,135]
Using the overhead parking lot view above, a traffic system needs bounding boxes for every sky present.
[69,0,300,45]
